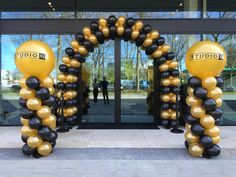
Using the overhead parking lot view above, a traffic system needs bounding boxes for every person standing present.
[92,78,99,103]
[100,77,109,104]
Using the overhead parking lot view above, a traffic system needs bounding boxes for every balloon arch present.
[15,16,226,159]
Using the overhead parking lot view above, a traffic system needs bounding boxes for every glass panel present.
[0,34,72,125]
[203,34,236,125]
[2,12,75,19]
[81,41,115,123]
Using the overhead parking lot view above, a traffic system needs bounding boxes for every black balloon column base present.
[170,127,184,134]
[56,127,69,133]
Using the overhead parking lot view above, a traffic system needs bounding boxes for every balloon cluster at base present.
[15,41,58,157]
[184,41,227,158]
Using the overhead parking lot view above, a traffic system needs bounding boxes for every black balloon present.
[57,82,65,90]
[206,144,221,157]
[66,116,75,125]
[185,114,199,125]
[166,52,175,60]
[20,108,35,119]
[215,117,221,125]
[18,98,27,107]
[171,69,180,77]
[75,32,85,43]
[203,99,217,111]
[161,87,171,94]
[38,126,51,138]
[43,131,58,142]
[124,27,132,39]
[51,140,56,148]
[142,24,152,34]
[184,140,189,149]
[59,64,68,73]
[209,108,223,119]
[161,103,170,110]
[29,117,42,129]
[74,52,86,61]
[135,33,146,46]
[95,31,104,44]
[193,87,207,99]
[161,119,169,127]
[154,37,165,46]
[36,87,50,100]
[65,100,74,107]
[200,135,213,149]
[126,17,135,27]
[161,71,170,79]
[109,26,116,39]
[108,15,117,25]
[43,96,56,107]
[191,123,205,136]
[172,86,180,94]
[82,40,94,52]
[22,144,36,156]
[65,83,75,90]
[26,76,40,89]
[90,21,99,31]
[21,135,28,143]
[65,47,74,57]
[145,43,158,55]
[158,56,167,64]
[188,76,202,88]
[67,67,76,75]
[171,103,177,110]
[216,76,224,88]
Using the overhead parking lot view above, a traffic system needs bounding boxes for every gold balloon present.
[37,106,51,119]
[37,142,52,156]
[212,136,221,144]
[189,143,204,157]
[170,111,177,120]
[41,76,54,88]
[185,123,191,132]
[131,30,140,40]
[66,108,74,116]
[21,125,36,137]
[202,76,217,90]
[200,114,215,129]
[159,63,169,72]
[73,76,78,82]
[42,114,56,128]
[48,87,55,95]
[151,49,162,58]
[186,96,201,107]
[83,27,91,37]
[88,35,98,45]
[187,87,194,96]
[161,79,171,87]
[99,17,107,27]
[72,107,78,113]
[27,135,43,148]
[170,94,180,103]
[58,73,66,81]
[101,27,109,38]
[26,97,42,110]
[19,77,27,88]
[185,131,199,144]
[205,126,220,137]
[168,60,178,69]
[207,87,222,99]
[15,40,55,79]
[70,59,81,68]
[150,30,159,40]
[161,94,171,102]
[117,16,126,25]
[161,45,170,53]
[62,56,70,64]
[20,117,29,126]
[19,88,35,100]
[66,74,74,83]
[134,21,143,30]
[171,77,180,86]
[190,105,205,118]
[143,38,153,48]
[215,98,222,107]
[56,91,63,99]
[186,41,227,78]
[65,91,75,99]
[117,26,125,36]
[70,40,80,49]
[78,46,88,56]
[161,111,169,119]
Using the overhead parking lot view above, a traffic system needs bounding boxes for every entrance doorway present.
[81,39,158,128]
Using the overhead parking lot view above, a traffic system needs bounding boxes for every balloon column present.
[15,41,58,157]
[56,15,180,128]
[185,41,227,158]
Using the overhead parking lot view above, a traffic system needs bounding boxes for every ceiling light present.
[48,2,51,6]
[179,3,183,6]
[52,8,55,11]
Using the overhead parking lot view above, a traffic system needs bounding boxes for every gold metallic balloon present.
[19,77,27,88]
[99,17,107,27]
[83,26,91,37]
[190,105,205,119]
[161,94,171,102]
[65,91,75,99]
[117,16,126,26]
[207,87,222,99]
[73,76,78,82]
[159,63,169,72]
[66,74,74,83]
[131,30,140,40]
[161,111,170,119]
[161,45,170,53]
[117,26,125,36]
[200,114,215,129]
[88,35,98,45]
[66,108,74,116]
[186,96,201,107]
[58,73,66,81]
[78,46,88,56]
[212,136,221,144]
[42,114,56,128]
[202,76,217,90]
[162,79,171,87]
[62,56,70,64]
[56,91,63,99]
[101,27,110,38]
[21,125,36,137]
[72,107,78,113]
[150,30,159,40]
[185,123,191,132]
[170,94,180,103]
[48,87,55,95]
[215,98,222,107]
[189,143,204,157]
[186,41,227,78]
[205,126,220,137]
[37,142,52,156]
[41,76,54,88]
[170,111,177,120]
[152,49,162,58]
[19,88,35,100]
[187,87,194,96]
[134,21,143,30]
[143,38,153,48]
[70,59,81,68]
[185,131,199,144]
[168,60,178,69]
[171,77,180,86]
[37,106,51,119]
[15,40,55,79]
[26,97,42,110]
[20,117,29,126]
[70,40,80,49]
[27,135,43,148]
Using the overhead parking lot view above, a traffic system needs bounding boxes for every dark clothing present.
[93,89,98,103]
[100,80,109,104]
[100,80,108,91]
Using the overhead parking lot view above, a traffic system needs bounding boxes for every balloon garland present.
[15,41,58,157]
[56,15,181,128]
[184,41,227,158]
